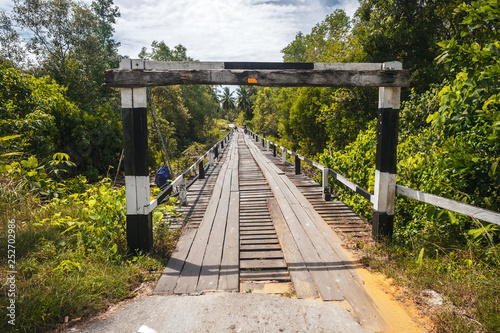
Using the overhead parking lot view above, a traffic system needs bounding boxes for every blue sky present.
[0,0,360,61]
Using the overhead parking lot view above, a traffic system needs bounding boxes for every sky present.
[1,0,360,62]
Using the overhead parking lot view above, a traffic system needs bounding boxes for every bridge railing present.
[245,129,500,230]
[148,128,235,212]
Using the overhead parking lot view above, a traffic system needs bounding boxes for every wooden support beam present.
[372,62,401,239]
[120,59,153,253]
[104,67,410,88]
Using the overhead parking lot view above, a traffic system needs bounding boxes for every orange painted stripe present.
[247,78,258,83]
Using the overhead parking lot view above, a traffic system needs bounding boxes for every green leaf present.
[21,156,39,168]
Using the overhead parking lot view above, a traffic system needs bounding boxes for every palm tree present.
[219,87,235,121]
[236,86,252,121]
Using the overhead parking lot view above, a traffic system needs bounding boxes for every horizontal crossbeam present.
[104,61,410,88]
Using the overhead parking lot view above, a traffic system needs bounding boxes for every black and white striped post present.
[372,61,402,239]
[120,59,153,253]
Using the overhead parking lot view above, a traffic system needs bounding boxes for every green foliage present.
[236,85,255,124]
[0,10,26,66]
[282,9,351,63]
[364,244,500,332]
[181,85,219,142]
[140,41,223,164]
[12,0,121,109]
[354,0,464,92]
[139,40,191,62]
[219,87,236,121]
[0,154,173,332]
[252,88,279,138]
[0,65,122,179]
[319,123,377,221]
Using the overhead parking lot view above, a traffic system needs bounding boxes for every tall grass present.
[0,155,177,332]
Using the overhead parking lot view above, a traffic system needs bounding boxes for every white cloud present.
[1,0,360,62]
[111,0,359,61]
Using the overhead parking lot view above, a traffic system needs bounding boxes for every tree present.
[12,0,121,109]
[91,0,120,55]
[236,86,253,123]
[0,10,26,67]
[281,10,351,63]
[139,41,192,61]
[252,88,279,138]
[139,41,219,152]
[281,31,308,62]
[352,0,468,92]
[219,87,236,121]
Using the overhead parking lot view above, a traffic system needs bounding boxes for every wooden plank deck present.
[246,135,386,331]
[154,129,386,331]
[237,135,290,283]
[154,133,239,294]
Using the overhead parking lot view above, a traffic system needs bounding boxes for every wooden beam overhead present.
[104,61,410,88]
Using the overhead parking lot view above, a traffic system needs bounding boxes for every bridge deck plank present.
[251,136,387,331]
[155,129,387,331]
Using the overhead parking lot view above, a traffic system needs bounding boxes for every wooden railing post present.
[179,174,187,206]
[198,159,205,179]
[209,150,214,166]
[295,154,301,175]
[273,144,277,157]
[266,140,270,151]
[282,147,286,163]
[256,134,259,142]
[372,61,402,239]
[120,58,153,253]
[322,167,331,201]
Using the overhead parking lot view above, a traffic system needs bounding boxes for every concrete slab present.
[75,293,372,333]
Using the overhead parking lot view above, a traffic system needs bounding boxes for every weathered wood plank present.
[245,138,343,301]
[152,228,197,295]
[240,250,283,259]
[240,229,277,235]
[240,226,276,231]
[240,234,278,240]
[218,191,240,291]
[173,163,229,294]
[104,68,410,88]
[268,198,319,299]
[256,137,387,331]
[195,163,233,292]
[126,60,386,71]
[396,185,500,225]
[240,270,290,281]
[239,238,280,245]
[240,259,287,269]
[153,150,226,295]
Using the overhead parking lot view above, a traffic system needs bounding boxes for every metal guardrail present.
[246,129,500,226]
[147,128,234,213]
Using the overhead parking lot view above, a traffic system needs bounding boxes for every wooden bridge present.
[153,129,386,331]
[102,59,499,331]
